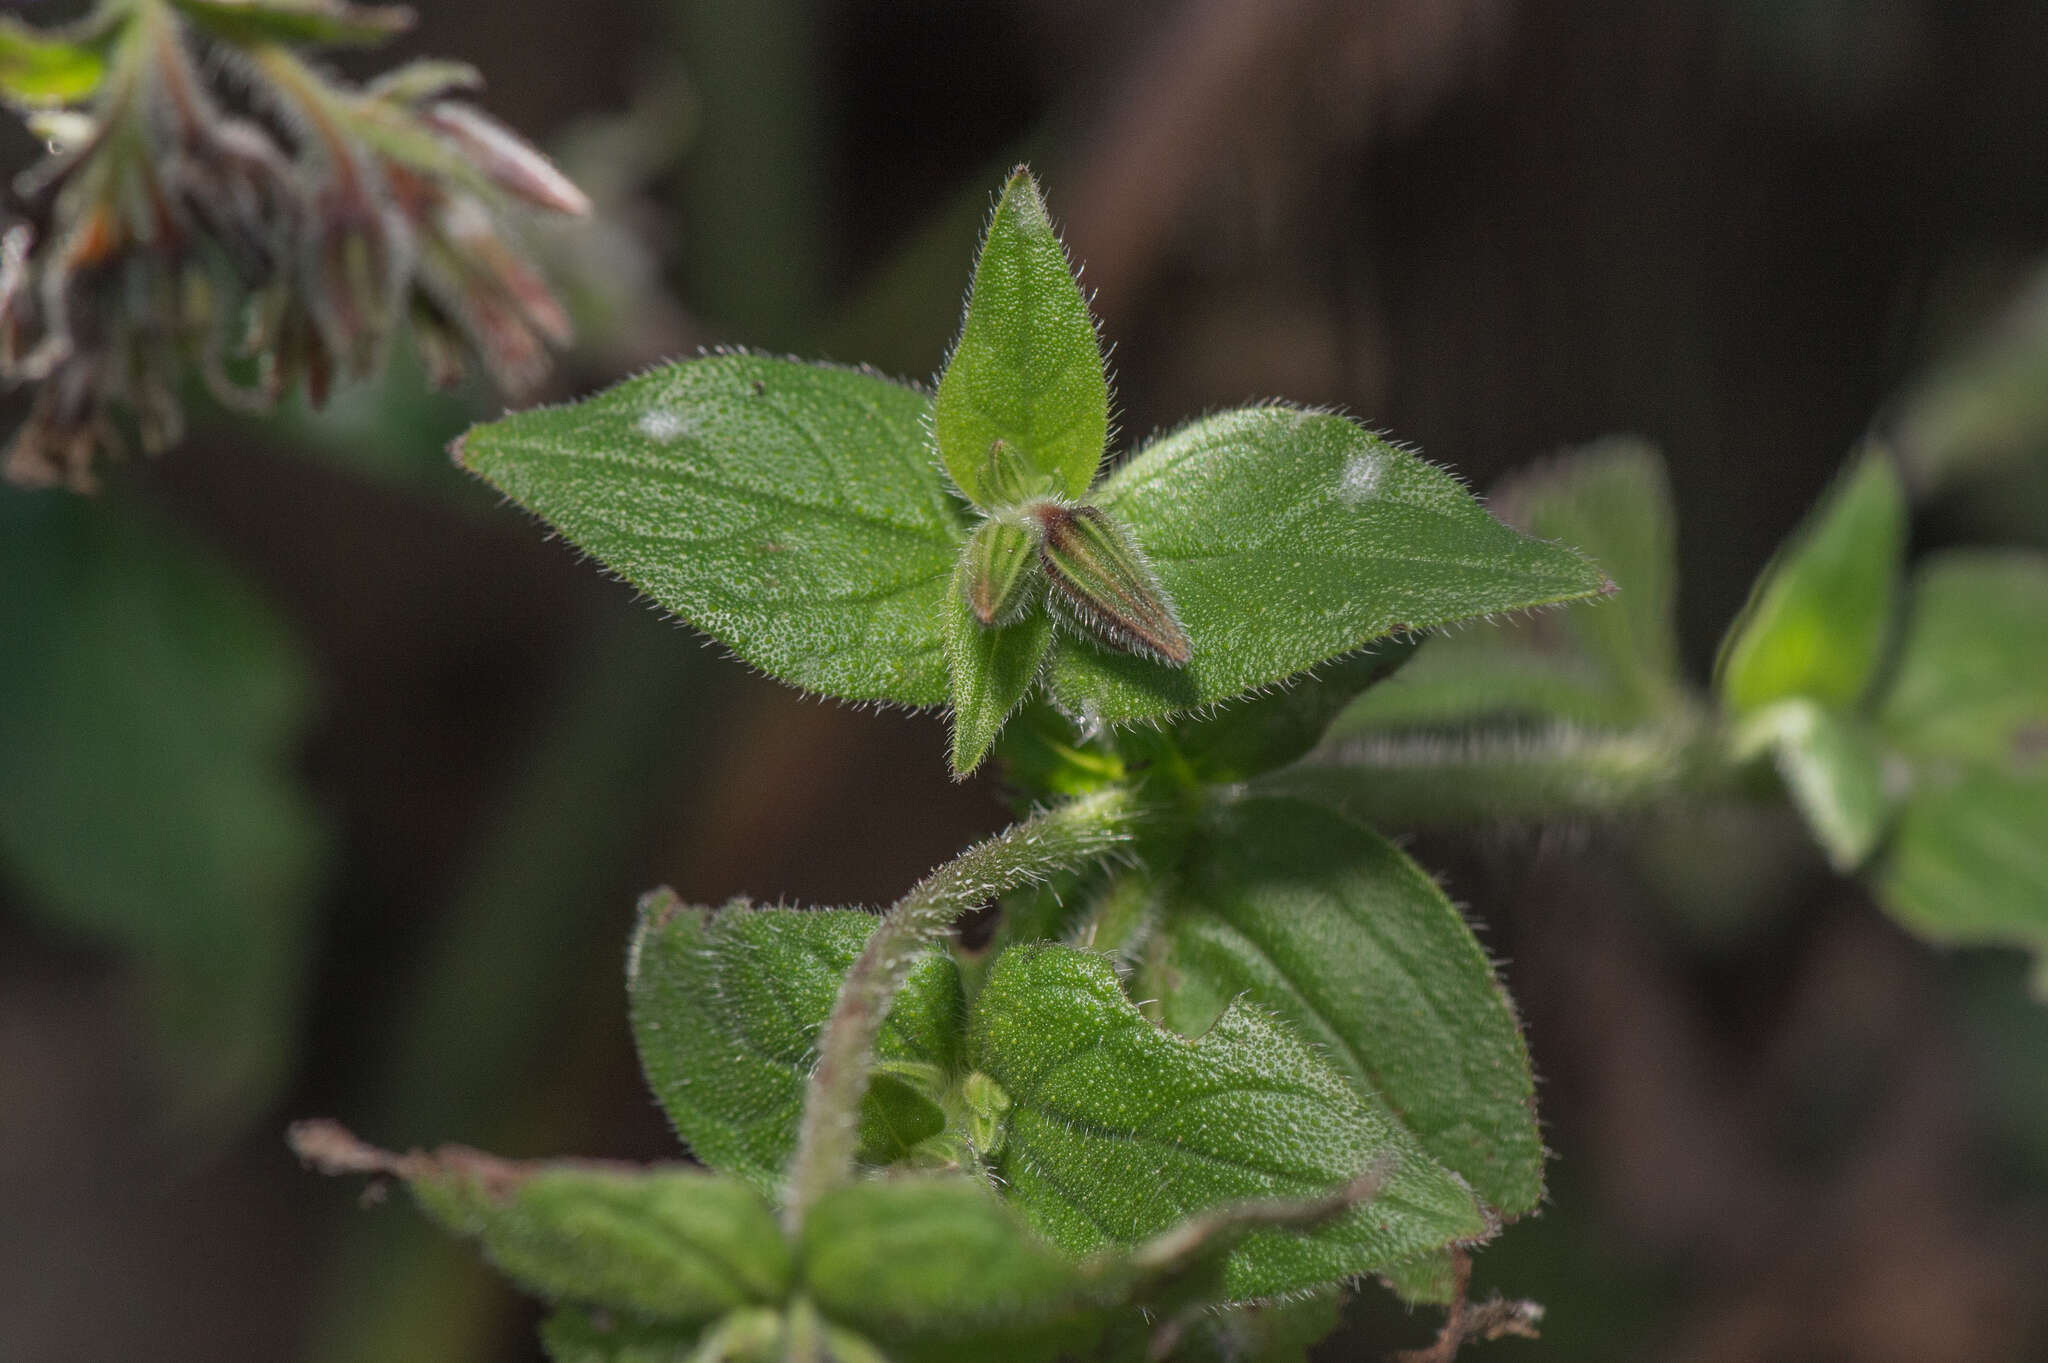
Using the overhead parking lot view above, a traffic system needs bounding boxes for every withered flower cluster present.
[0,0,589,492]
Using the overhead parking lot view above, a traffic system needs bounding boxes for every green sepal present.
[945,554,1056,775]
[967,943,1488,1301]
[1717,445,1907,716]
[934,167,1108,506]
[961,512,1044,627]
[1033,501,1192,667]
[627,894,965,1191]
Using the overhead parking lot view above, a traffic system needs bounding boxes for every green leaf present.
[456,354,965,706]
[540,1307,704,1363]
[934,167,1108,506]
[1050,407,1609,723]
[1717,446,1907,716]
[0,17,106,105]
[946,553,1055,775]
[0,492,327,1131]
[1379,1249,1461,1306]
[170,0,415,47]
[1879,552,2048,767]
[627,893,965,1191]
[1159,640,1422,784]
[801,1176,1110,1363]
[1877,770,2048,969]
[1135,797,1543,1217]
[292,1122,791,1321]
[1737,699,1894,872]
[1868,552,2048,971]
[1335,438,1683,735]
[968,943,1488,1301]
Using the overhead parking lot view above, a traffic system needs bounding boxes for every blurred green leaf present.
[1336,438,1683,735]
[1869,552,2048,974]
[1894,261,2048,489]
[170,0,414,47]
[1717,446,1906,716]
[456,354,964,706]
[1051,407,1609,724]
[539,1307,703,1363]
[934,168,1107,506]
[968,943,1487,1301]
[1738,699,1894,872]
[801,1177,1110,1363]
[627,893,964,1190]
[1879,552,2048,767]
[294,1122,790,1322]
[0,17,106,105]
[0,491,326,1130]
[1136,797,1544,1217]
[1168,1290,1345,1363]
[945,555,1055,774]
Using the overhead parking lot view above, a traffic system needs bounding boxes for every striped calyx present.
[1029,501,1192,667]
[962,513,1044,627]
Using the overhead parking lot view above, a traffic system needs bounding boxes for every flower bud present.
[1031,502,1192,666]
[961,512,1044,627]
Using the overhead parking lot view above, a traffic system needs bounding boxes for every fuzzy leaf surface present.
[292,1127,793,1322]
[1717,447,1906,716]
[628,894,964,1191]
[968,943,1488,1301]
[170,0,414,46]
[1051,407,1608,722]
[801,1177,1109,1363]
[1137,796,1542,1216]
[934,168,1107,505]
[1335,438,1682,735]
[457,355,963,705]
[1871,552,2048,971]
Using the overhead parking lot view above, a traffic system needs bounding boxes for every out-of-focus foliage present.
[0,486,327,1130]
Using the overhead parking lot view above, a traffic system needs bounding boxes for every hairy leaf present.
[1335,438,1682,735]
[456,354,963,705]
[1051,407,1608,723]
[292,1122,790,1321]
[945,555,1055,775]
[801,1177,1109,1363]
[1717,447,1906,716]
[0,494,327,1130]
[934,168,1107,505]
[628,893,964,1190]
[1137,797,1543,1216]
[968,943,1488,1300]
[170,0,415,47]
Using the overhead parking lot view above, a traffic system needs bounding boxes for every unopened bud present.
[983,437,1050,507]
[1031,502,1192,666]
[961,512,1043,626]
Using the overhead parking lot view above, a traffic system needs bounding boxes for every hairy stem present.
[1267,720,1744,827]
[783,786,1141,1229]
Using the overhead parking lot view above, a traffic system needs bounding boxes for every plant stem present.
[1267,720,1745,827]
[782,786,1141,1230]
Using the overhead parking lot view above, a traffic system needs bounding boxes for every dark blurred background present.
[5,1,2048,1359]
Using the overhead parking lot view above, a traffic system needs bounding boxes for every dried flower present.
[0,0,588,492]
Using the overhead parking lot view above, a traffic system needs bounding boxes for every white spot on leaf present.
[1337,451,1385,504]
[637,406,694,443]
